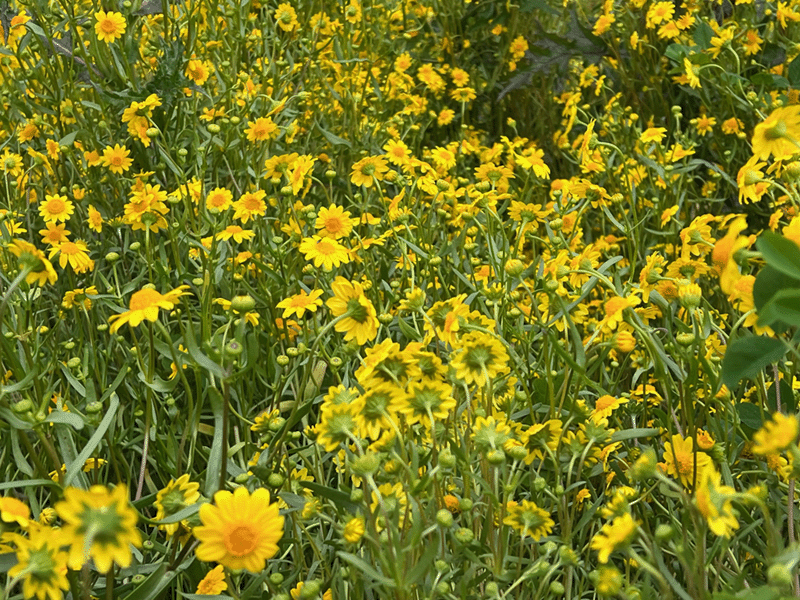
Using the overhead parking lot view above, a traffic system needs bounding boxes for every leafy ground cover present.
[3,0,800,598]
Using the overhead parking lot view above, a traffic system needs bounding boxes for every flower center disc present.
[225,525,257,556]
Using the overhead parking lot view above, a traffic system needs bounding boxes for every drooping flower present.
[503,500,554,541]
[752,105,800,161]
[153,474,201,537]
[591,513,639,563]
[196,565,227,595]
[56,484,142,572]
[752,412,799,455]
[194,487,284,572]
[326,277,378,345]
[8,524,69,600]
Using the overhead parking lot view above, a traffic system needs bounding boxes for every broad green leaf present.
[756,231,800,281]
[720,336,787,389]
[121,562,177,600]
[757,288,800,329]
[0,553,16,574]
[737,402,763,433]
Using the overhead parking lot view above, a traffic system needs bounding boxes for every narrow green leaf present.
[64,395,119,487]
[338,551,396,587]
[155,503,200,525]
[610,428,660,443]
[44,411,85,430]
[756,231,800,281]
[204,387,225,497]
[122,562,176,600]
[721,336,787,389]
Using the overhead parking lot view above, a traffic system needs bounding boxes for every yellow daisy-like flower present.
[274,2,299,32]
[8,524,69,600]
[350,155,388,188]
[450,331,510,388]
[276,289,324,319]
[658,433,712,488]
[503,499,554,541]
[343,516,365,543]
[39,222,70,246]
[153,474,201,537]
[245,117,278,143]
[55,484,143,573]
[100,143,133,174]
[326,276,379,345]
[7,239,58,286]
[49,240,94,274]
[87,204,104,233]
[752,105,800,161]
[94,10,126,43]
[752,412,799,455]
[196,564,227,595]
[217,225,255,243]
[194,487,284,572]
[0,496,31,527]
[315,204,354,239]
[39,194,74,223]
[206,187,233,212]
[695,467,739,538]
[233,190,267,223]
[299,235,351,271]
[590,513,639,563]
[108,285,190,333]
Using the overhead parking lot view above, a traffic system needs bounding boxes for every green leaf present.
[121,562,176,600]
[753,264,800,331]
[44,410,85,430]
[758,288,800,329]
[737,402,763,433]
[298,481,358,513]
[721,336,787,389]
[338,551,397,587]
[317,125,351,149]
[0,478,56,492]
[789,54,800,86]
[0,552,16,574]
[64,395,119,487]
[756,231,800,281]
[155,503,200,525]
[610,428,660,443]
[204,387,225,497]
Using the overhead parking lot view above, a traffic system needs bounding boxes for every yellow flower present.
[276,289,324,319]
[350,155,388,188]
[49,240,94,274]
[591,513,638,563]
[194,487,284,572]
[94,10,126,43]
[153,474,200,537]
[56,484,142,573]
[658,433,712,488]
[87,205,104,233]
[196,565,227,595]
[326,276,379,345]
[217,225,255,243]
[185,59,211,85]
[274,2,299,32]
[38,194,74,223]
[206,187,233,212]
[233,190,267,223]
[451,331,510,388]
[7,239,58,286]
[315,204,354,239]
[752,412,799,455]
[752,105,800,161]
[8,524,69,600]
[108,285,190,333]
[0,496,30,527]
[503,500,554,540]
[299,235,351,271]
[39,222,70,246]
[100,143,133,174]
[245,117,278,142]
[343,516,365,543]
[695,467,739,538]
